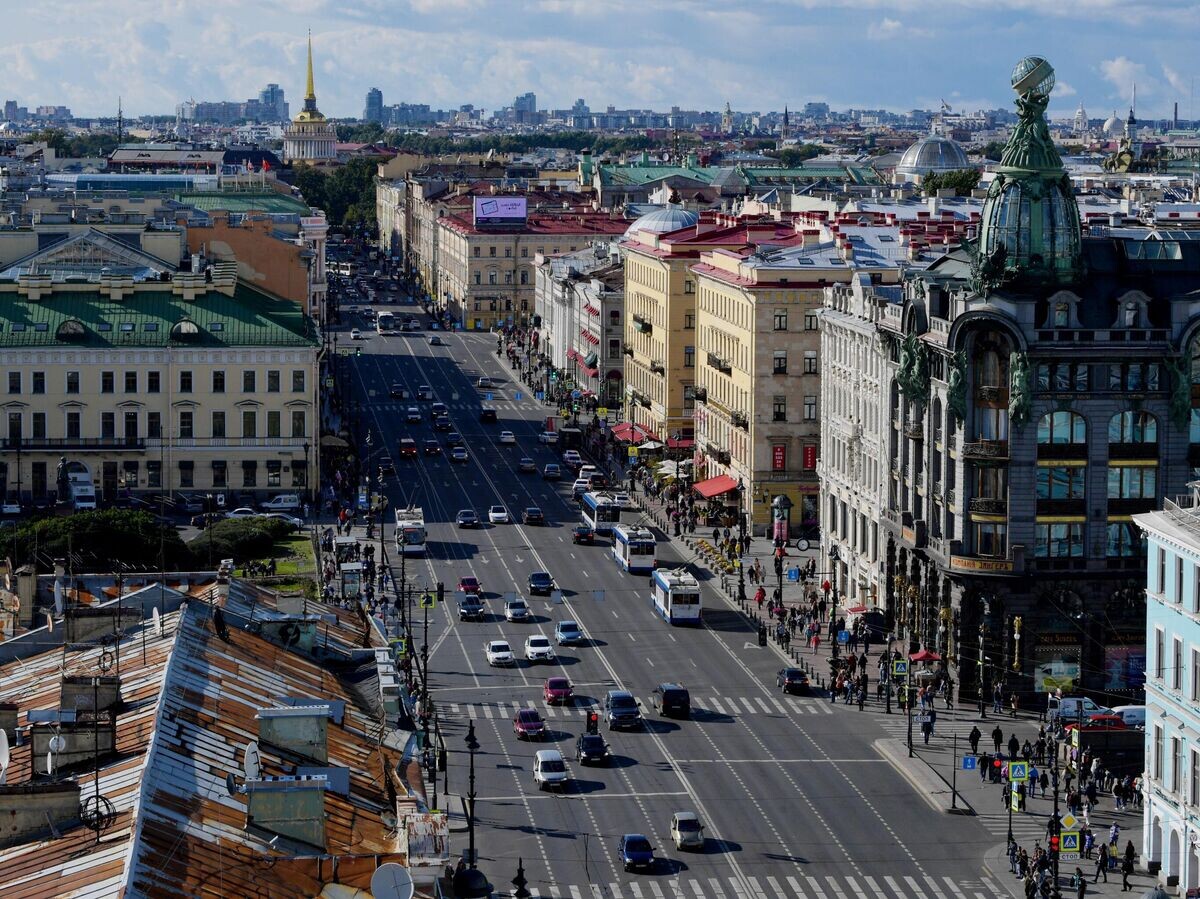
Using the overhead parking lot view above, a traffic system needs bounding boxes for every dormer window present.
[1053,303,1069,327]
[56,319,86,341]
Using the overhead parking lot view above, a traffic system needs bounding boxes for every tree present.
[336,122,385,144]
[0,510,191,572]
[981,141,1006,162]
[770,144,826,167]
[921,168,981,196]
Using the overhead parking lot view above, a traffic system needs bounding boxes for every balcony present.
[901,518,927,548]
[622,343,634,357]
[732,411,749,430]
[694,386,708,403]
[632,315,652,335]
[968,497,1008,515]
[650,360,665,375]
[639,395,652,409]
[706,351,732,374]
[1037,442,1088,461]
[1108,442,1159,460]
[1036,498,1085,516]
[962,439,1009,461]
[975,385,1009,404]
[3,436,145,452]
[148,437,311,449]
[905,420,924,440]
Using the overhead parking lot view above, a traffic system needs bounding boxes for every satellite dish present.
[0,729,9,785]
[48,734,67,754]
[370,863,415,899]
[243,740,261,781]
[54,580,64,615]
[45,611,54,633]
[225,771,238,796]
[152,607,162,636]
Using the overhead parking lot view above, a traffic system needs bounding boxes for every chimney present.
[245,776,328,850]
[30,721,116,776]
[257,705,329,763]
[0,703,16,742]
[60,676,122,715]
[14,565,35,628]
[926,196,940,215]
[0,783,82,848]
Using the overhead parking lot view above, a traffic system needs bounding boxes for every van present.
[260,494,302,513]
[578,465,597,481]
[1111,705,1146,729]
[533,749,568,790]
[71,486,97,511]
[651,684,690,718]
[1053,696,1111,723]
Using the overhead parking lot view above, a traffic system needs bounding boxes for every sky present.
[3,0,1199,122]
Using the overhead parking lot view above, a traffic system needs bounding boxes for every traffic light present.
[586,711,599,734]
[355,346,362,357]
[1048,834,1059,853]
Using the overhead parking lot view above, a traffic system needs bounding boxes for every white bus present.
[376,311,397,335]
[611,524,656,574]
[394,505,427,556]
[651,568,701,625]
[580,491,622,535]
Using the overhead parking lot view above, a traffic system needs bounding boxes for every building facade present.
[282,36,336,163]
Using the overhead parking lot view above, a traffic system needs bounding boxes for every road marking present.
[628,884,643,898]
[647,657,655,667]
[739,697,757,714]
[706,878,727,897]
[825,875,849,899]
[569,887,584,899]
[808,876,828,898]
[861,876,887,899]
[754,697,773,713]
[787,876,806,896]
[667,758,885,764]
[745,877,765,897]
[942,875,970,899]
[904,876,922,894]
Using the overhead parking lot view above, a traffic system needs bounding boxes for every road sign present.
[786,567,800,582]
[598,406,608,416]
[485,392,493,401]
[892,660,909,678]
[515,392,522,401]
[837,630,850,644]
[628,447,638,459]
[536,391,545,401]
[961,756,977,771]
[572,389,581,399]
[1008,761,1029,782]
[325,377,334,388]
[1061,832,1080,853]
[1010,788,1021,812]
[914,714,932,724]
[420,593,436,609]
[1061,812,1078,831]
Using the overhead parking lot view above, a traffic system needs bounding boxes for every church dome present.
[622,204,699,241]
[895,133,970,179]
[1103,112,1123,137]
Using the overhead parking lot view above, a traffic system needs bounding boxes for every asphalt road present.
[336,306,1008,899]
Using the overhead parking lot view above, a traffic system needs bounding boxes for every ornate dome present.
[895,133,970,179]
[622,204,699,240]
[1102,111,1123,136]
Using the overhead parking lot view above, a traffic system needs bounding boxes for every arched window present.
[169,318,201,343]
[55,318,86,341]
[1037,411,1086,444]
[1108,411,1157,444]
[977,350,1003,387]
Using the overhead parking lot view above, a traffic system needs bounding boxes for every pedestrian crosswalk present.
[370,399,545,415]
[517,872,1004,899]
[440,694,836,721]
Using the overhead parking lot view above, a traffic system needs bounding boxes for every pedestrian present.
[980,752,990,782]
[993,724,1004,754]
[1009,733,1021,759]
[1109,822,1120,847]
[1009,841,1020,875]
[1029,764,1039,798]
[1093,843,1108,883]
[1011,692,1020,718]
[969,725,982,756]
[1040,769,1050,800]
[1075,868,1087,899]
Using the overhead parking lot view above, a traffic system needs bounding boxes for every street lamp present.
[736,479,747,605]
[465,720,480,868]
[302,440,311,509]
[885,633,894,714]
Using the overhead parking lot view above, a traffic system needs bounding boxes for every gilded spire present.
[295,30,325,122]
[305,31,316,102]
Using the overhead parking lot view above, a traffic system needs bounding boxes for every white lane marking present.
[861,875,888,899]
[904,876,922,894]
[824,876,849,899]
[787,876,806,896]
[755,697,773,713]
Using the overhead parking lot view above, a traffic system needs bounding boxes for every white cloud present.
[866,17,931,40]
[1162,64,1189,96]
[1054,80,1077,98]
[1098,56,1154,105]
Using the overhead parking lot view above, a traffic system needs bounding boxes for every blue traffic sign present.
[837,630,850,644]
[485,392,493,401]
[535,391,545,401]
[962,756,978,770]
[786,567,801,582]
[572,389,582,399]
[515,392,522,401]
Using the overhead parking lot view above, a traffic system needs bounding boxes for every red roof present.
[667,436,694,449]
[693,474,739,498]
[611,422,658,444]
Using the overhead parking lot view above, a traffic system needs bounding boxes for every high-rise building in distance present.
[364,87,383,123]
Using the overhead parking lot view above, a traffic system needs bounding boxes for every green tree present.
[770,144,826,167]
[0,510,191,572]
[981,141,1006,162]
[336,122,386,144]
[921,168,981,196]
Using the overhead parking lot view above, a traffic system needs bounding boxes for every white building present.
[282,36,336,164]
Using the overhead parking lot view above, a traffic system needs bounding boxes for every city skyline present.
[2,0,1198,122]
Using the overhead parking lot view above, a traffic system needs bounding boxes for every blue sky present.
[3,0,1198,121]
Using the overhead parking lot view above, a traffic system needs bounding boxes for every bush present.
[0,509,191,572]
[186,517,292,563]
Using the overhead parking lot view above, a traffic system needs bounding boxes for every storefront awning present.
[611,422,659,445]
[667,436,694,449]
[693,474,739,498]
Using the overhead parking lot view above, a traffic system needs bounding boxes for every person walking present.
[1075,867,1088,898]
[993,724,1004,754]
[1120,853,1133,891]
[1093,843,1108,883]
[969,725,982,756]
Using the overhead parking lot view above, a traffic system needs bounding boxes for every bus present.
[651,568,701,625]
[581,491,622,535]
[376,311,397,335]
[335,261,360,277]
[394,505,427,556]
[612,524,656,574]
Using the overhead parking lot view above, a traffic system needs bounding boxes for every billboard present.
[473,196,528,225]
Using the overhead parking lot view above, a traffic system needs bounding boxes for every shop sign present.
[772,445,787,471]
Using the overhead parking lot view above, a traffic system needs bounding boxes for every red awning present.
[573,355,598,377]
[667,436,694,449]
[611,422,658,445]
[846,605,868,614]
[909,649,942,662]
[693,474,739,498]
[565,348,580,362]
[584,304,600,316]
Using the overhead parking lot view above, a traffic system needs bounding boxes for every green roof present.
[0,283,318,349]
[174,192,313,216]
[598,165,716,187]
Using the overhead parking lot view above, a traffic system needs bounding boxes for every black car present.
[389,383,408,399]
[423,440,441,456]
[447,431,465,447]
[528,571,555,595]
[456,509,480,529]
[434,416,452,432]
[604,690,643,730]
[572,525,595,545]
[777,667,811,695]
[377,455,395,476]
[522,507,545,525]
[458,596,485,621]
[479,407,498,423]
[575,733,611,765]
[651,683,690,718]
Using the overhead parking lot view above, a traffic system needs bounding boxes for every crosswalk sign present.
[961,756,978,771]
[1061,832,1079,852]
[1008,761,1029,782]
[891,660,909,678]
[420,592,436,609]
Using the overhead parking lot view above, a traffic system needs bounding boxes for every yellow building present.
[282,34,336,163]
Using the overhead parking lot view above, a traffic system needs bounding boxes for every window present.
[267,460,282,488]
[803,395,817,420]
[773,395,787,422]
[489,246,496,257]
[976,466,1008,498]
[504,272,512,284]
[1153,724,1164,781]
[505,247,512,258]
[212,461,227,488]
[124,371,137,393]
[804,311,818,331]
[608,338,620,358]
[179,371,192,393]
[242,460,257,488]
[5,412,19,442]
[292,370,305,393]
[684,312,695,329]
[147,460,162,489]
[101,371,114,393]
[1106,522,1145,558]
[804,351,818,374]
[267,370,280,393]
[521,247,528,258]
[683,345,694,368]
[520,271,528,285]
[975,522,1007,558]
[211,411,226,439]
[1034,522,1084,558]
[1052,303,1069,327]
[1036,467,1084,499]
[267,410,280,438]
[473,246,480,257]
[773,351,787,374]
[1037,411,1085,444]
[292,460,308,488]
[684,279,695,294]
[1155,627,1165,680]
[1108,411,1157,444]
[100,412,115,439]
[773,309,788,331]
[1108,465,1156,499]
[1160,546,1168,594]
[474,272,481,285]
[488,271,497,285]
[124,411,138,440]
[121,461,138,488]
[242,410,257,439]
[32,372,44,394]
[179,410,193,439]
[1193,648,1200,702]
[1173,736,1183,793]
[65,411,80,439]
[291,410,306,438]
[178,461,194,489]
[1191,748,1200,806]
[1174,636,1184,690]
[147,371,160,393]
[209,370,224,393]
[242,370,256,393]
[210,322,224,332]
[6,372,18,394]
[1180,556,1187,605]
[66,371,79,394]
[31,412,45,440]
[147,412,161,439]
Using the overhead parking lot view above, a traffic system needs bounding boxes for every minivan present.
[260,494,302,513]
[533,749,569,790]
[1052,696,1111,723]
[651,683,690,718]
[1111,705,1146,729]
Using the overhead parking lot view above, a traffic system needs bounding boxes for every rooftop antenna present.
[117,96,123,145]
[370,863,415,899]
[243,740,262,781]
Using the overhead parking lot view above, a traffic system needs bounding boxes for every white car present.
[486,640,516,667]
[611,491,632,508]
[524,634,555,663]
[498,431,516,444]
[572,479,591,498]
[488,505,510,524]
[562,450,582,466]
[350,328,363,340]
[227,507,261,519]
[263,512,304,529]
[537,431,559,444]
[451,446,469,463]
[505,598,530,622]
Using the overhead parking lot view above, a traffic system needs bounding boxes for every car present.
[423,439,442,456]
[1053,696,1111,723]
[604,690,643,730]
[429,335,443,346]
[377,455,395,476]
[513,708,546,740]
[416,385,432,400]
[555,620,584,645]
[458,575,482,595]
[479,407,498,424]
[350,328,362,340]
[572,525,595,545]
[488,505,510,524]
[434,416,452,432]
[612,491,633,508]
[528,571,555,596]
[450,446,469,463]
[533,749,568,790]
[651,683,690,718]
[544,677,573,704]
[572,479,592,498]
[525,634,555,663]
[486,640,515,666]
[617,834,655,872]
[537,431,559,444]
[1111,704,1146,729]
[263,512,305,530]
[562,450,582,466]
[227,507,261,519]
[588,474,610,489]
[406,406,421,424]
[578,465,597,481]
[398,438,418,458]
[575,733,611,765]
[456,509,480,529]
[504,598,530,622]
[518,457,537,473]
[458,595,485,621]
[447,431,465,447]
[671,812,705,851]
[389,383,408,399]
[777,667,811,695]
[431,402,449,418]
[522,507,545,525]
[498,430,516,444]
[174,493,206,513]
[543,463,561,480]
[477,377,493,389]
[189,511,227,528]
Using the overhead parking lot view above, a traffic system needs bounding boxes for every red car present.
[458,576,481,595]
[513,708,545,740]
[544,677,573,704]
[399,438,418,458]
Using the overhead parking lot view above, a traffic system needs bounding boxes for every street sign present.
[572,389,581,399]
[914,714,932,724]
[1008,761,1029,782]
[837,630,850,644]
[325,377,334,388]
[1010,788,1020,812]
[786,567,800,583]
[515,392,522,401]
[892,660,909,678]
[485,392,493,401]
[628,447,638,459]
[420,593,436,609]
[1061,832,1080,853]
[536,391,545,401]
[961,756,977,771]
[598,407,608,416]
[1060,812,1078,831]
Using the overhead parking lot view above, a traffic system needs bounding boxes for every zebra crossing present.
[440,694,836,721]
[369,399,545,415]
[516,871,1004,899]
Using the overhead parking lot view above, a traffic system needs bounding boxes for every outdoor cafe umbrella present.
[909,649,942,662]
